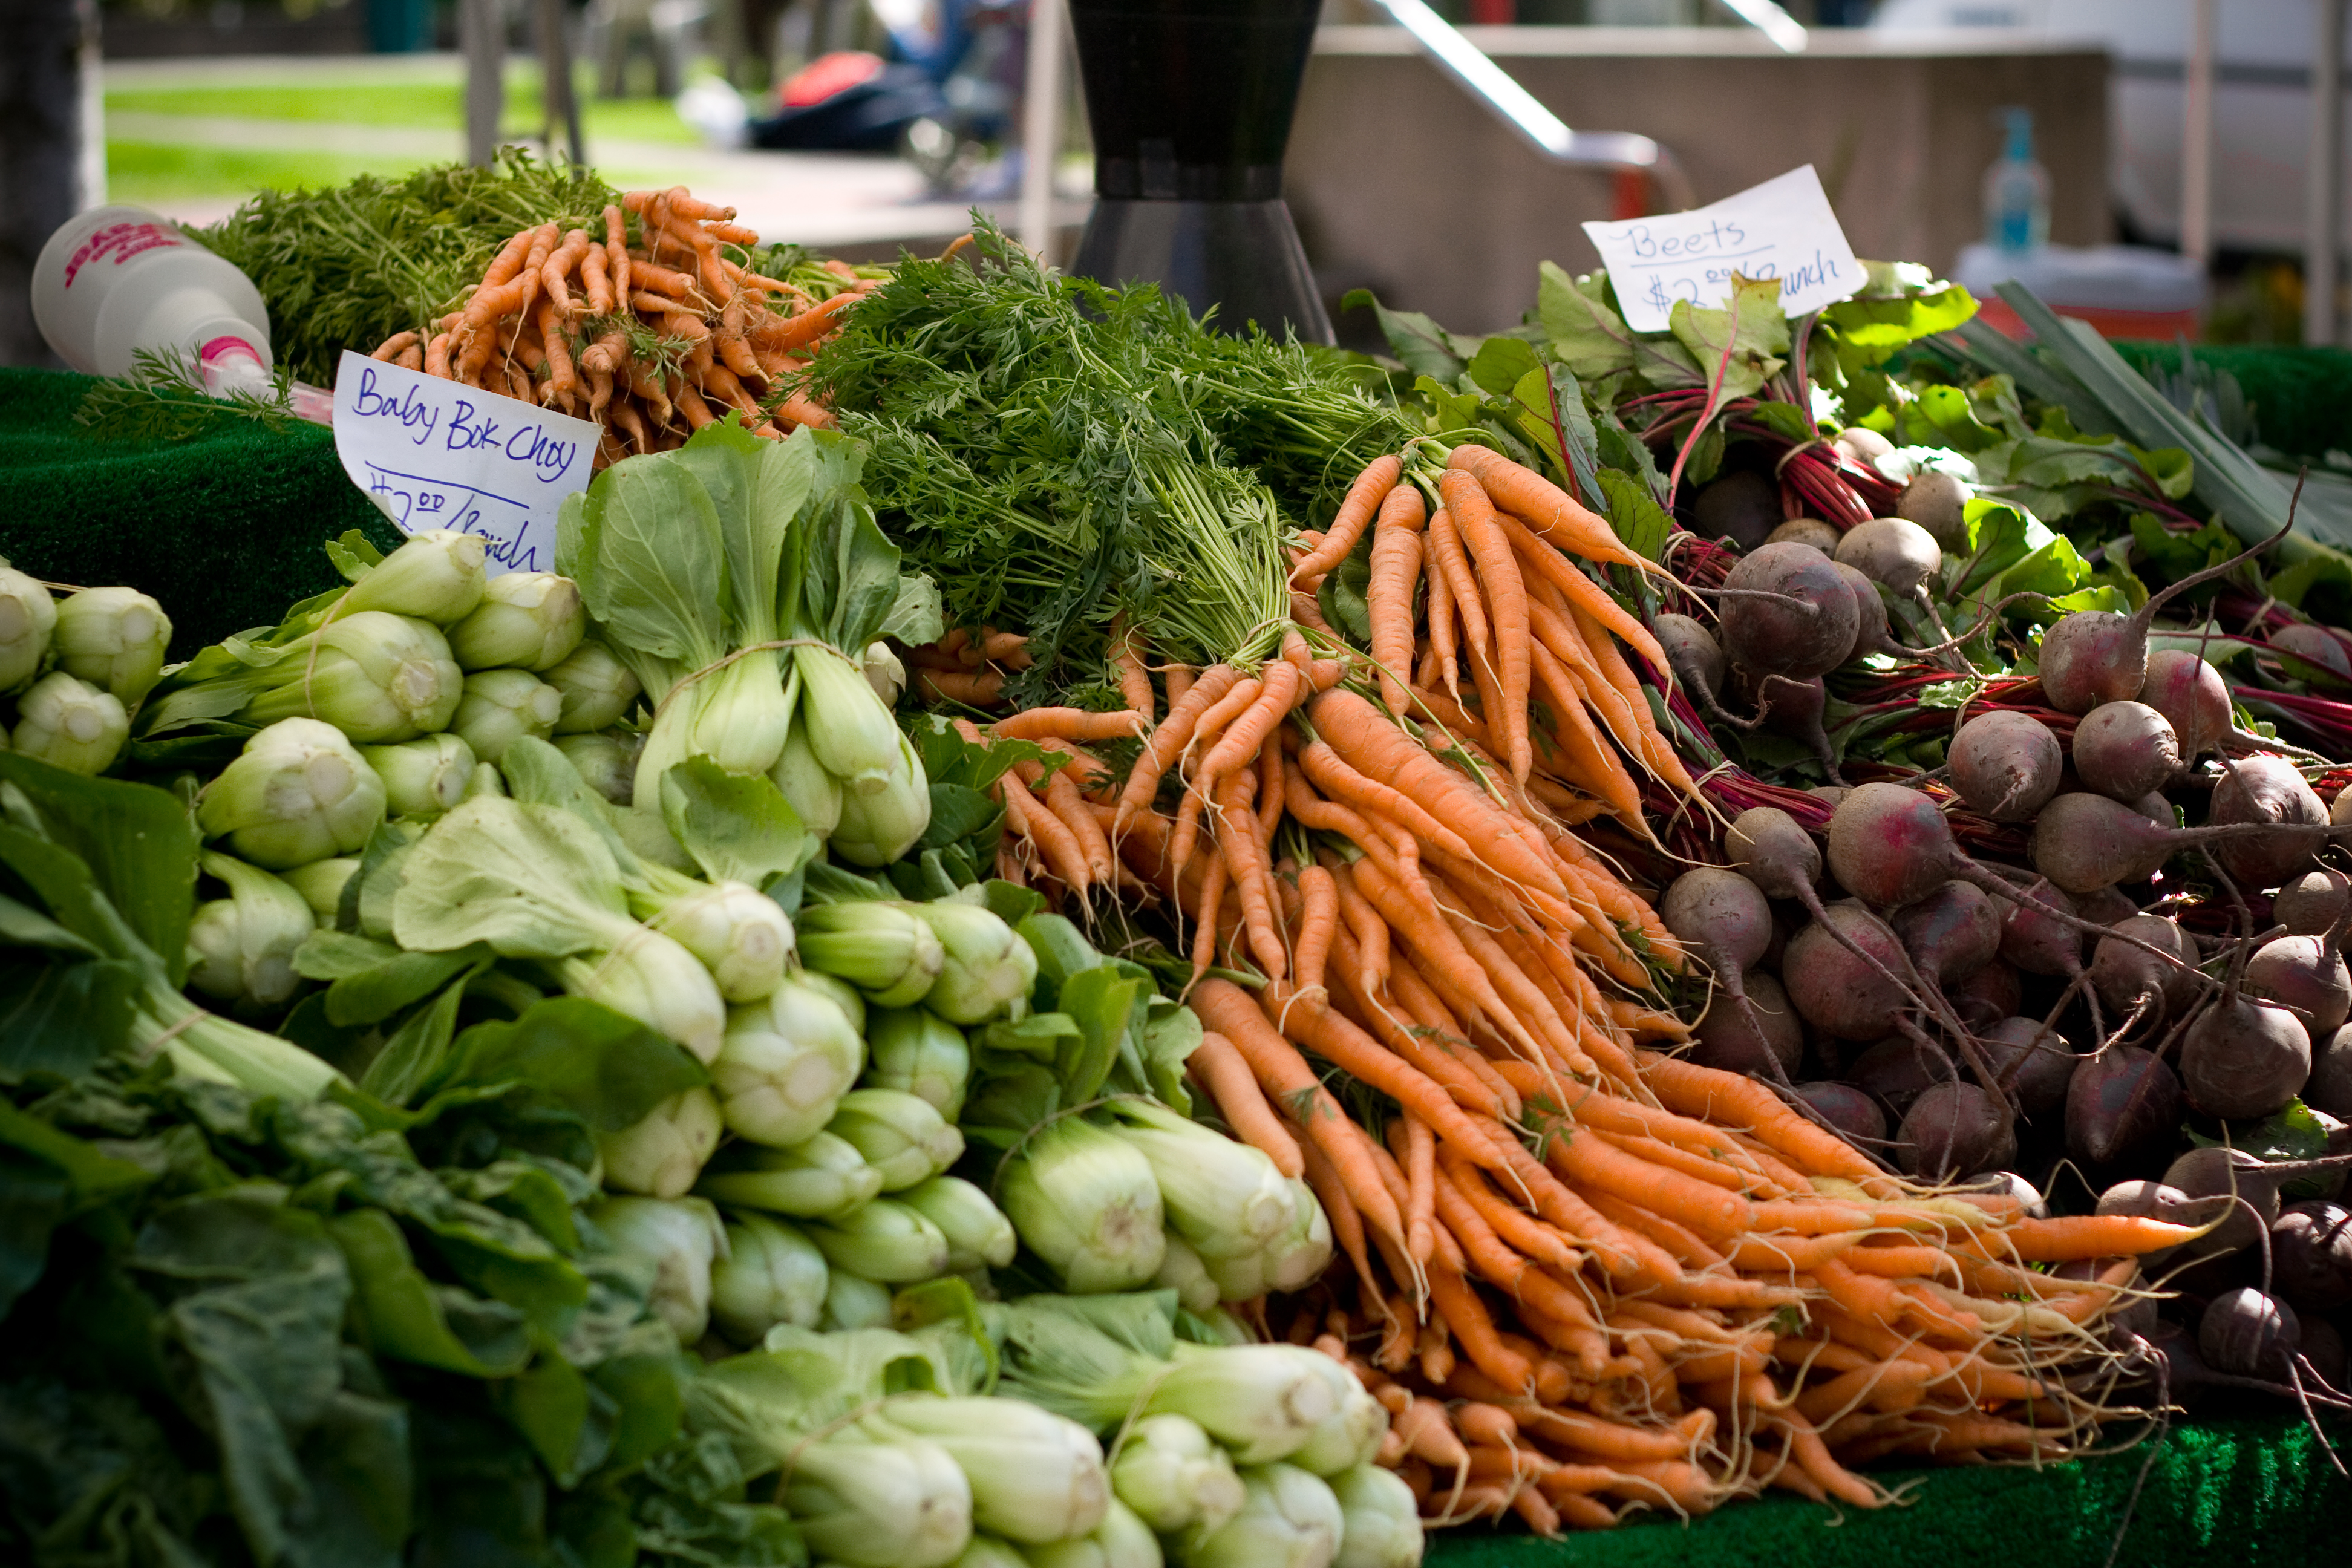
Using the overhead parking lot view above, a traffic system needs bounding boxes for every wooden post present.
[462,0,506,168]
[2308,0,2345,347]
[536,0,585,168]
[2181,0,2216,270]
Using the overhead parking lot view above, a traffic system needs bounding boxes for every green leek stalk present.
[863,1007,972,1120]
[803,1196,951,1283]
[1179,1465,1342,1568]
[826,1088,964,1191]
[596,1088,724,1199]
[798,900,945,1007]
[588,1194,724,1342]
[829,734,931,867]
[898,1175,1017,1272]
[11,672,129,776]
[198,718,390,869]
[358,732,476,820]
[238,610,465,742]
[866,1398,1109,1546]
[545,641,642,733]
[280,857,358,926]
[557,730,639,805]
[910,900,1034,1026]
[786,1433,974,1568]
[338,529,488,622]
[449,667,564,763]
[696,1131,883,1220]
[770,723,843,837]
[0,562,59,693]
[1111,1414,1244,1537]
[1328,1465,1422,1568]
[185,851,313,1011]
[448,570,586,671]
[51,586,171,707]
[711,974,866,1146]
[1024,1499,1163,1568]
[710,1211,829,1344]
[998,1118,1166,1294]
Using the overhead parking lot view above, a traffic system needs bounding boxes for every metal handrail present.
[1359,0,1811,212]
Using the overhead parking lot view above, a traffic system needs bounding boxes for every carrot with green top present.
[1292,453,1402,584]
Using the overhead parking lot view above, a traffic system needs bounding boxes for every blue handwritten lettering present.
[348,365,440,445]
[505,423,582,483]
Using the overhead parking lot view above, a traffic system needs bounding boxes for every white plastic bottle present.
[31,206,276,397]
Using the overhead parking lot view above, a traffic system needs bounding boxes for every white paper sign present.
[332,350,599,576]
[1581,165,1862,335]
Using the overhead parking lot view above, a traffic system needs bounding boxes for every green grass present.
[106,142,425,204]
[105,67,699,145]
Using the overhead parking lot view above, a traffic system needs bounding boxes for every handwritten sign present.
[331,350,599,576]
[1581,165,1861,334]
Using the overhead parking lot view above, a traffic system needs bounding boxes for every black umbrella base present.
[1071,197,1333,344]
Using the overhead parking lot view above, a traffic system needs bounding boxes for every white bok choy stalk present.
[51,585,171,708]
[0,561,58,692]
[897,1175,1016,1272]
[710,1211,829,1344]
[999,1117,1166,1293]
[1112,1414,1245,1537]
[1328,1465,1423,1568]
[798,899,945,1007]
[589,1194,724,1342]
[333,529,488,623]
[794,642,904,796]
[822,1269,895,1331]
[696,1131,883,1220]
[803,1196,950,1284]
[769,723,843,837]
[864,1006,972,1119]
[390,793,724,1062]
[1150,1235,1220,1315]
[826,1088,964,1191]
[238,611,465,742]
[449,668,563,762]
[1026,1499,1163,1568]
[448,570,586,671]
[1180,1465,1343,1568]
[358,731,475,820]
[907,897,1034,1025]
[557,731,639,805]
[544,641,642,734]
[186,851,312,1010]
[787,1433,973,1568]
[198,718,388,869]
[1105,1099,1293,1252]
[863,1397,1109,1546]
[11,673,128,776]
[280,857,358,926]
[828,731,931,867]
[711,973,866,1147]
[598,1087,723,1198]
[1195,1180,1333,1304]
[1284,1380,1386,1480]
[950,1537,1030,1568]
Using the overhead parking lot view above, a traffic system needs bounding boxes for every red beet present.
[1691,469,1782,552]
[1981,1015,2080,1119]
[2308,1023,2352,1120]
[1895,471,1970,551]
[2200,1287,2301,1380]
[2208,756,2327,890]
[1950,961,2022,1027]
[1898,1081,2015,1180]
[1834,516,1942,599]
[2037,520,2288,713]
[2139,648,2233,759]
[2028,790,2294,895]
[1949,710,2065,823]
[1893,881,2000,989]
[1793,1081,1888,1146]
[1653,613,1726,704]
[1719,542,1860,680]
[2089,913,2201,1026]
[2244,932,2352,1036]
[2180,993,2311,1120]
[2066,1043,2181,1169]
[1661,867,1776,1048]
[2273,869,2352,936]
[1847,1035,1955,1116]
[1783,901,1916,1042]
[1993,879,2085,978]
[1690,970,1803,1078]
[2273,1201,2352,1315]
[2273,622,2352,691]
[2071,700,2181,802]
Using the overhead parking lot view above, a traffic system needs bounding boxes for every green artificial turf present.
[2113,340,2352,465]
[105,141,421,204]
[0,368,399,656]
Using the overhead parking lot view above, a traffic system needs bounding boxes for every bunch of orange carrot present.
[955,442,2193,1533]
[367,186,871,468]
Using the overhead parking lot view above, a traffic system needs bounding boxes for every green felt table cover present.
[0,367,399,658]
[1429,1414,2351,1566]
[2110,341,2352,462]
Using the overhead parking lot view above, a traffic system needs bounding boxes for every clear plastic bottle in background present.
[1983,105,2053,253]
[31,206,276,397]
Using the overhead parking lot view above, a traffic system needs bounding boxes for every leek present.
[11,672,128,776]
[447,569,586,671]
[697,1131,884,1220]
[197,717,388,869]
[711,973,866,1146]
[998,1119,1166,1293]
[864,1006,972,1119]
[51,585,171,707]
[1111,1414,1244,1537]
[358,732,475,820]
[826,1088,965,1191]
[804,1196,951,1283]
[589,1194,724,1342]
[597,1088,724,1198]
[711,1211,830,1344]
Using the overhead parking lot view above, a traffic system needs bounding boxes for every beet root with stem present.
[1691,469,1782,552]
[1949,710,2065,823]
[1718,542,1860,679]
[1783,901,1919,1042]
[2209,756,2328,890]
[2066,1043,2181,1171]
[1951,960,2022,1028]
[1993,878,2086,978]
[1653,613,1726,704]
[1660,867,1780,1068]
[1893,880,2001,990]
[1835,516,1943,599]
[2089,913,2203,1030]
[2161,1144,2352,1259]
[1898,1081,2016,1181]
[2036,516,2293,714]
[2244,932,2352,1036]
[1794,1081,1888,1148]
[2275,869,2352,936]
[2027,789,2308,896]
[1981,1015,2081,1120]
[2180,994,2313,1120]
[2140,648,2234,759]
[2273,1201,2352,1315]
[1849,1035,1957,1117]
[1690,970,1803,1078]
[2071,700,2183,802]
[1896,471,1971,550]
[2308,1024,2352,1120]
[2200,1287,2302,1380]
